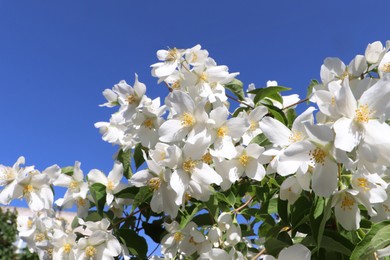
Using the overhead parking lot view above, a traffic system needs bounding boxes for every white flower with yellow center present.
[332,78,390,166]
[130,159,179,217]
[52,229,77,260]
[87,161,127,206]
[332,190,361,230]
[158,90,209,143]
[351,168,388,204]
[151,47,184,78]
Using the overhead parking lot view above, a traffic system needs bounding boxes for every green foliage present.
[224,79,245,100]
[0,208,17,260]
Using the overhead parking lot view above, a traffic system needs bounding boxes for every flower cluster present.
[1,41,390,259]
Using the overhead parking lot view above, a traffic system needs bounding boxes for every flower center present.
[180,112,195,127]
[355,104,370,123]
[127,94,137,104]
[356,177,370,191]
[23,185,34,196]
[63,243,72,253]
[183,159,196,173]
[148,177,161,191]
[217,126,228,138]
[143,118,155,129]
[35,233,46,242]
[309,148,327,165]
[202,152,213,164]
[85,246,97,257]
[69,180,80,190]
[341,194,355,211]
[289,131,303,143]
[107,180,115,191]
[380,62,390,73]
[199,72,208,82]
[173,232,184,242]
[239,153,249,167]
[77,198,86,207]
[27,219,33,229]
[171,80,181,90]
[166,48,179,62]
[249,120,258,131]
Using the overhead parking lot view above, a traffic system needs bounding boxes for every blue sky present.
[1,1,389,200]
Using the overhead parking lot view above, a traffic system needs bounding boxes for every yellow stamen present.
[199,72,208,82]
[23,185,34,196]
[309,148,327,165]
[356,177,370,191]
[27,219,33,229]
[341,194,355,211]
[127,94,137,104]
[76,198,86,207]
[85,246,97,257]
[171,80,181,90]
[289,131,303,143]
[239,153,249,167]
[191,52,198,63]
[180,112,195,127]
[143,118,154,129]
[183,159,196,173]
[355,104,370,123]
[217,126,228,138]
[69,180,79,190]
[173,232,184,242]
[249,120,258,131]
[63,243,72,253]
[106,180,115,191]
[166,48,179,62]
[35,233,46,242]
[201,152,213,164]
[148,177,161,191]
[380,62,390,73]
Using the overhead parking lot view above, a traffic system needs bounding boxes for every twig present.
[164,81,173,92]
[226,94,254,109]
[113,206,150,227]
[251,248,266,260]
[234,196,254,213]
[282,97,309,110]
[148,243,161,259]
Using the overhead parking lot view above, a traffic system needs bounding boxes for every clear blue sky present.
[1,1,389,194]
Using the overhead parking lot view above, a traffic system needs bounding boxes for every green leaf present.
[350,220,390,260]
[286,108,297,128]
[205,194,219,221]
[142,219,166,244]
[85,211,103,222]
[249,86,290,105]
[306,79,319,100]
[117,148,132,178]
[61,166,74,176]
[117,229,148,258]
[134,143,146,169]
[192,213,214,227]
[263,104,288,125]
[264,237,290,257]
[320,235,352,256]
[89,183,106,216]
[249,133,271,146]
[132,186,153,212]
[232,106,246,117]
[114,186,139,199]
[224,79,245,101]
[277,197,289,224]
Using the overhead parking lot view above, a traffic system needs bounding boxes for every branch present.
[226,94,254,109]
[234,196,254,213]
[282,97,309,110]
[251,248,266,260]
[113,206,150,227]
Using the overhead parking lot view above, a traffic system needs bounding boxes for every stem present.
[226,94,254,109]
[234,196,254,213]
[164,81,173,92]
[282,97,309,110]
[148,243,161,259]
[251,248,266,260]
[113,206,150,227]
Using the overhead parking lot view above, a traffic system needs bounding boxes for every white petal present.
[260,117,292,147]
[333,117,360,152]
[312,159,338,198]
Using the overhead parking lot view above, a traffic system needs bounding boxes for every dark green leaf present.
[192,213,214,227]
[117,148,132,178]
[277,197,289,224]
[89,183,106,216]
[134,143,146,169]
[224,79,245,101]
[317,197,333,249]
[263,104,288,125]
[117,229,148,258]
[85,211,103,222]
[264,238,290,257]
[142,219,166,244]
[249,86,290,105]
[350,220,390,260]
[320,235,352,256]
[232,106,247,117]
[286,108,297,128]
[307,79,319,100]
[114,186,139,199]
